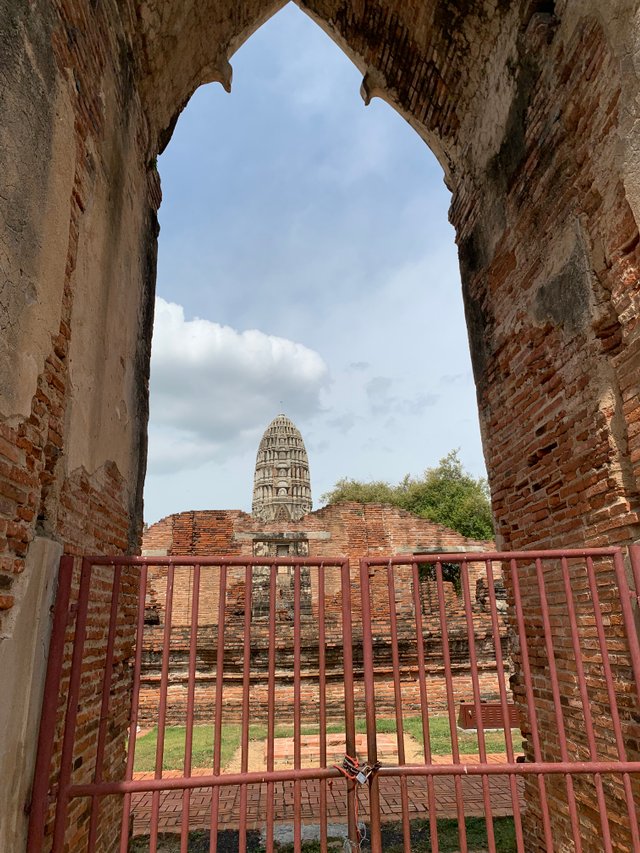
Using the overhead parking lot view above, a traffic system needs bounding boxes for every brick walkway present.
[131,755,523,836]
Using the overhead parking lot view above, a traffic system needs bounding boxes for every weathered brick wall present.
[137,612,512,726]
[0,2,156,849]
[2,2,640,851]
[449,11,640,849]
[139,503,503,727]
[142,503,493,614]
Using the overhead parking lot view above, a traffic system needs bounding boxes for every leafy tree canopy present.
[321,450,494,540]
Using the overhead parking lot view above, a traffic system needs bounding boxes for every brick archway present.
[2,2,640,850]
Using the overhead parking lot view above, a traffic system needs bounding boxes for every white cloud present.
[143,8,488,523]
[147,298,329,474]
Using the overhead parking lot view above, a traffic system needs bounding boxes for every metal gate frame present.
[27,556,359,852]
[26,547,640,852]
[359,547,640,853]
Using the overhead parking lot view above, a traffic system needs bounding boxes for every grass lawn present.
[133,718,519,773]
[128,818,517,852]
[378,816,517,852]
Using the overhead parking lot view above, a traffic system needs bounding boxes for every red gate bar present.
[87,563,122,851]
[630,545,640,607]
[50,557,93,852]
[181,561,201,853]
[559,555,612,850]
[584,554,640,851]
[358,556,382,849]
[410,559,440,853]
[265,562,277,853]
[360,547,640,853]
[25,555,74,853]
[28,555,360,853]
[483,559,525,851]
[27,547,640,852]
[435,558,468,853]
[532,556,582,852]
[150,560,175,852]
[385,559,411,853]
[460,559,496,852]
[238,563,251,852]
[119,562,148,851]
[65,757,640,795]
[293,563,302,851]
[340,557,359,846]
[507,555,554,852]
[317,563,328,850]
[209,561,227,853]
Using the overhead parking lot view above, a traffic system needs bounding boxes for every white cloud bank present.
[147,298,329,473]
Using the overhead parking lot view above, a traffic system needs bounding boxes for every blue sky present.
[143,3,484,524]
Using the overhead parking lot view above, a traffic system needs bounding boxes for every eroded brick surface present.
[2,1,640,850]
[139,504,502,725]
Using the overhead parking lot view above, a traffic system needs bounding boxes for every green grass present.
[129,819,517,852]
[402,715,519,756]
[134,725,241,772]
[133,718,520,773]
[378,816,517,852]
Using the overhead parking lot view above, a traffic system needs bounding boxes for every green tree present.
[321,450,494,539]
[319,478,398,505]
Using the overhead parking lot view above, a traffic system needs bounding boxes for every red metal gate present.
[358,549,640,852]
[26,548,640,852]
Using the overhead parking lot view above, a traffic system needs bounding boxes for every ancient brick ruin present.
[3,2,640,851]
[139,414,502,726]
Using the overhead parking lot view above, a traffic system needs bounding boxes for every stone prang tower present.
[252,414,312,522]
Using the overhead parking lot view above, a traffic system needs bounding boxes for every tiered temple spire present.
[252,414,312,522]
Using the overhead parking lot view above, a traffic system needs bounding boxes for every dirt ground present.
[222,733,424,773]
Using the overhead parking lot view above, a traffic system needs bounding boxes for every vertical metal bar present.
[411,560,439,853]
[209,563,227,852]
[119,563,149,853]
[613,546,640,849]
[239,563,252,853]
[293,563,302,853]
[533,557,582,851]
[359,558,381,853]
[585,555,640,849]
[559,556,612,850]
[385,560,411,853]
[509,558,554,851]
[612,549,640,698]
[434,559,467,853]
[341,559,358,848]
[266,563,277,853]
[26,555,75,853]
[88,563,123,850]
[317,563,328,851]
[181,563,201,853]
[483,560,524,853]
[150,563,176,853]
[630,545,640,608]
[460,560,495,851]
[51,557,93,852]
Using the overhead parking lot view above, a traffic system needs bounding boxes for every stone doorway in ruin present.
[27,547,640,852]
[5,3,640,853]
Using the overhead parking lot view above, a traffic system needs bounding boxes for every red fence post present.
[359,557,382,853]
[26,555,75,853]
[35,548,640,851]
[51,557,93,852]
[340,558,358,847]
[119,562,149,852]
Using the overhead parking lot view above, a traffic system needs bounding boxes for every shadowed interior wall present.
[1,1,640,850]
